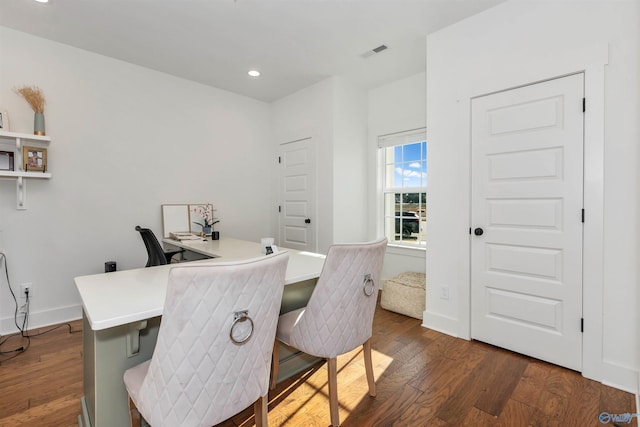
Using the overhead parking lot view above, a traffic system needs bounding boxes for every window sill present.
[386,243,426,257]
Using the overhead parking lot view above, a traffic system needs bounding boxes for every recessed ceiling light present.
[248,70,260,77]
[34,0,49,3]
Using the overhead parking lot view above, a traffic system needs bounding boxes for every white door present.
[279,138,316,252]
[471,74,584,371]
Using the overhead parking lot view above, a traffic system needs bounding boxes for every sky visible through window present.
[381,133,427,247]
[393,141,427,188]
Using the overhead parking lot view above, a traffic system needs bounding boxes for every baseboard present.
[600,359,639,395]
[421,309,459,337]
[1,304,82,335]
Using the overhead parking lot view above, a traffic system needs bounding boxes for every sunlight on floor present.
[264,346,396,426]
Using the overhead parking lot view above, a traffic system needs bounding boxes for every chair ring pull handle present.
[230,310,254,344]
[363,274,375,297]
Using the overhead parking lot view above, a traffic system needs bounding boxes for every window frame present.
[378,128,427,249]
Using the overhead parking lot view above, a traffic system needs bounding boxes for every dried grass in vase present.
[15,85,46,113]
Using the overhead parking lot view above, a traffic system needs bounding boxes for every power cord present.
[0,252,78,364]
[0,251,29,361]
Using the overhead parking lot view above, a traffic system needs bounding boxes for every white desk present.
[75,237,325,427]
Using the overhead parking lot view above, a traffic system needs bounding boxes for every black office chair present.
[135,226,184,267]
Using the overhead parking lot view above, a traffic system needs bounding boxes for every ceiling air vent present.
[361,44,388,58]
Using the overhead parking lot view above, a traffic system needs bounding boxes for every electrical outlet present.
[440,285,450,300]
[20,283,32,298]
[18,303,28,314]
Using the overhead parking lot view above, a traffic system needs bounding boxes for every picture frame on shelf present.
[0,151,14,171]
[0,111,8,131]
[23,146,47,172]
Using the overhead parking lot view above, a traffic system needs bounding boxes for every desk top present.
[162,236,269,261]
[75,237,325,331]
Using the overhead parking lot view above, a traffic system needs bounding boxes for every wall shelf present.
[0,130,52,209]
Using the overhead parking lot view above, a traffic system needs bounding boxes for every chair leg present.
[128,396,141,427]
[328,357,340,426]
[363,338,376,397]
[270,339,279,390]
[254,394,268,427]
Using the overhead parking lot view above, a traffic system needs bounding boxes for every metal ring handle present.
[363,274,375,297]
[230,310,254,344]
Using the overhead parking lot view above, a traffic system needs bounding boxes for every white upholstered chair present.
[123,252,289,427]
[270,238,387,426]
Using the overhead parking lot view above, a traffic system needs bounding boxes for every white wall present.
[271,76,369,253]
[0,27,273,332]
[271,78,334,253]
[332,78,368,244]
[368,72,426,278]
[424,0,639,392]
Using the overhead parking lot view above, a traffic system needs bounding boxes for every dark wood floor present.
[0,306,635,426]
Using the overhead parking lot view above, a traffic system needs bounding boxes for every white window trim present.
[378,128,427,249]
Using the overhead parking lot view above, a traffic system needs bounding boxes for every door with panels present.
[279,138,317,252]
[470,73,584,371]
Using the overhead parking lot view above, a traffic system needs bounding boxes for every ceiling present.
[0,0,504,102]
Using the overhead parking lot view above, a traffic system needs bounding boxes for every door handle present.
[304,218,311,224]
[474,227,484,236]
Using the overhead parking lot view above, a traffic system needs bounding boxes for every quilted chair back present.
[288,238,387,358]
[134,252,288,427]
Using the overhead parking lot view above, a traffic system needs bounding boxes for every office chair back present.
[124,252,289,427]
[135,225,170,267]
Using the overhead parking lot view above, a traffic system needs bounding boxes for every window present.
[379,129,427,247]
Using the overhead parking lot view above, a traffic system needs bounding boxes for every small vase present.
[202,226,212,236]
[34,112,45,136]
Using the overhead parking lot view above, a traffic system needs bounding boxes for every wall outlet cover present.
[20,283,32,298]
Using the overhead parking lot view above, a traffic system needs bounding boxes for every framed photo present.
[23,146,47,172]
[161,204,190,238]
[0,111,8,131]
[0,151,14,171]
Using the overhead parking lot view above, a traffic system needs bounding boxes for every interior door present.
[470,73,584,371]
[279,138,316,252]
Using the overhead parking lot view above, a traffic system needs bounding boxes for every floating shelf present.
[0,130,52,209]
[0,130,51,142]
[0,170,52,178]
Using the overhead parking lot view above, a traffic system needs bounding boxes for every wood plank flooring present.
[0,306,635,426]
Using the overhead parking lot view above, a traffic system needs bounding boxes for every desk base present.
[81,313,161,427]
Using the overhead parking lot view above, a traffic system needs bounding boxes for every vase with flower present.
[14,85,46,136]
[192,204,219,238]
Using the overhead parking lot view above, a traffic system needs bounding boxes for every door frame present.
[469,73,586,371]
[277,137,318,253]
[458,45,608,382]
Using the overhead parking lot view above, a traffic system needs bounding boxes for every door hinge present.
[581,318,584,333]
[582,98,586,112]
[278,205,281,213]
[278,156,281,164]
[581,209,585,223]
